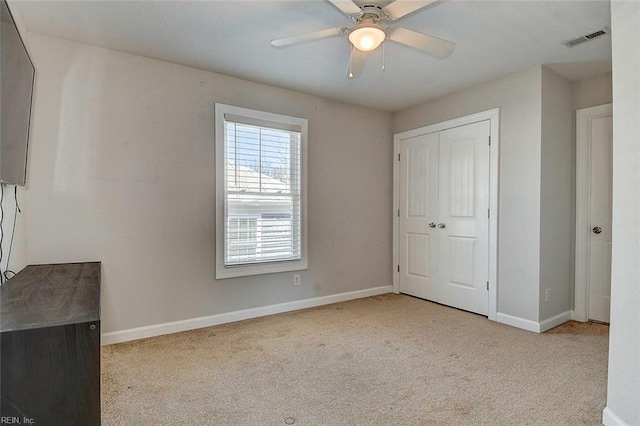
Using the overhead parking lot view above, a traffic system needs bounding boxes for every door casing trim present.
[574,103,613,322]
[392,108,500,321]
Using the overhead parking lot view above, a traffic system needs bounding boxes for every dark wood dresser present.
[0,262,101,425]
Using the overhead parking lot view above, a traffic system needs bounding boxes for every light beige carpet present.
[102,294,608,425]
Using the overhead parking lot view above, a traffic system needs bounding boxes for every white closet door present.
[437,121,490,315]
[399,120,490,316]
[588,114,613,323]
[398,132,439,300]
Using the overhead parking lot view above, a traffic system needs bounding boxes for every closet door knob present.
[437,223,446,229]
[428,222,436,228]
[592,226,602,234]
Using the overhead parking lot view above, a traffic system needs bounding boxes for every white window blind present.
[224,116,302,267]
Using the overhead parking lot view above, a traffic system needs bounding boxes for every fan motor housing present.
[359,4,385,22]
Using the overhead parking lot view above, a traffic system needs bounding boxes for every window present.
[215,104,307,278]
[227,217,258,262]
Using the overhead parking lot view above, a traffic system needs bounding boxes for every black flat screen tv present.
[0,0,34,186]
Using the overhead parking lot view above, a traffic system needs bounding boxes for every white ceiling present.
[14,0,612,112]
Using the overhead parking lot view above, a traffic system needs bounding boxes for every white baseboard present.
[539,310,573,332]
[101,285,393,345]
[603,407,628,426]
[496,310,572,333]
[496,312,540,333]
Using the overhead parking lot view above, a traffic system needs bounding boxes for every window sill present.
[215,258,308,279]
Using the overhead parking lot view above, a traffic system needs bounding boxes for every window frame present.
[215,103,308,279]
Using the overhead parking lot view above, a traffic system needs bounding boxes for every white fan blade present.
[327,0,362,19]
[271,27,348,47]
[388,27,455,58]
[347,46,368,78]
[383,0,438,21]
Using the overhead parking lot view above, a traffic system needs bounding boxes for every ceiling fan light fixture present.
[349,23,386,52]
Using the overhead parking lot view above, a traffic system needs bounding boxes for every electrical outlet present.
[545,288,551,303]
[293,274,301,286]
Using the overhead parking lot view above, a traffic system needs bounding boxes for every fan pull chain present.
[382,41,386,72]
[348,46,354,78]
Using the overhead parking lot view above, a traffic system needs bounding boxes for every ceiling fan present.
[270,0,455,78]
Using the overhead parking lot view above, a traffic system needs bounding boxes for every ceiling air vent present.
[564,27,610,47]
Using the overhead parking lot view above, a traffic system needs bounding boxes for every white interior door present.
[398,133,439,300]
[399,120,490,315]
[587,112,613,323]
[437,121,490,315]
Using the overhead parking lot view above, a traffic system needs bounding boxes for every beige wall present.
[573,72,613,111]
[393,67,543,322]
[605,1,640,424]
[25,34,394,334]
[539,66,573,321]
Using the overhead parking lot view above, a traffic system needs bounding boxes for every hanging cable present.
[0,183,4,284]
[3,186,21,281]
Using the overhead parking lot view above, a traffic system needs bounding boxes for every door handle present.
[438,223,446,229]
[592,226,602,234]
[428,222,436,228]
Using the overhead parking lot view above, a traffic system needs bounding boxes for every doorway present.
[575,103,613,323]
